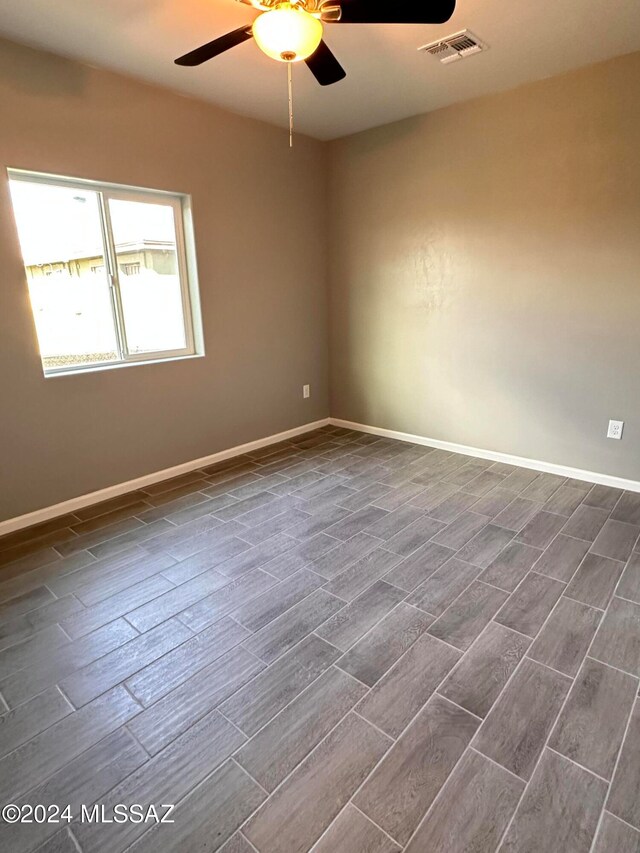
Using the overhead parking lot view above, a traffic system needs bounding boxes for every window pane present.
[108,198,188,355]
[9,181,119,371]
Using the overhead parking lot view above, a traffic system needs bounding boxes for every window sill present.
[42,352,205,379]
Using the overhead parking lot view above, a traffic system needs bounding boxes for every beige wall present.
[328,52,640,481]
[1,40,638,523]
[0,38,329,522]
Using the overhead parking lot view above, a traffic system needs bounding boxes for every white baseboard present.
[0,418,331,537]
[330,418,640,494]
[4,414,638,538]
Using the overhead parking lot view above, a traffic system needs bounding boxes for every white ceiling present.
[2,0,640,140]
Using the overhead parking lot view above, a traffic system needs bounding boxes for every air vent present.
[419,30,487,64]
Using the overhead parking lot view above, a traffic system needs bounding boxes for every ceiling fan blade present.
[175,26,253,67]
[305,40,346,86]
[329,0,456,24]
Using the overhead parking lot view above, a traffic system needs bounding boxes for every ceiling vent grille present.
[419,30,487,64]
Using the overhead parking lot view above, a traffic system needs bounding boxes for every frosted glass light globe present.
[252,3,323,62]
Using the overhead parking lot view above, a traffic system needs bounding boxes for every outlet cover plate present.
[607,420,624,440]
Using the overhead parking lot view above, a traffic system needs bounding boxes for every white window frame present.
[8,168,204,377]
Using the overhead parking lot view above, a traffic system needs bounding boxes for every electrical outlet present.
[607,420,624,440]
[303,385,310,399]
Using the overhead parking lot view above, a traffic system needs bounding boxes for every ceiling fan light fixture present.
[252,3,323,62]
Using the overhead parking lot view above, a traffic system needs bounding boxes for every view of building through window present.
[8,174,197,374]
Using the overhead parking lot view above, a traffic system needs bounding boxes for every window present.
[8,169,203,375]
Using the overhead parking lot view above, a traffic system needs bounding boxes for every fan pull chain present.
[288,60,294,148]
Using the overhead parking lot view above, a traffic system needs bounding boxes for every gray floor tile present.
[37,828,78,853]
[129,645,264,753]
[125,571,235,633]
[612,493,640,526]
[3,434,639,853]
[236,667,366,791]
[455,524,514,568]
[618,553,640,604]
[363,504,423,540]
[470,486,518,518]
[243,713,390,853]
[477,541,542,592]
[355,695,479,845]
[0,595,84,653]
[60,618,192,707]
[312,805,401,853]
[405,748,523,853]
[231,568,323,632]
[0,619,138,707]
[562,505,610,542]
[372,483,427,512]
[493,497,542,532]
[241,508,312,545]
[177,569,278,632]
[0,686,72,759]
[591,520,640,563]
[310,532,379,580]
[0,685,140,802]
[325,505,389,541]
[0,623,70,681]
[521,473,566,502]
[592,813,640,853]
[500,748,607,853]
[127,760,266,853]
[590,597,640,676]
[432,512,488,550]
[528,596,602,677]
[381,541,454,592]
[550,657,637,778]
[261,533,337,579]
[357,632,461,737]
[407,558,481,616]
[428,490,481,522]
[549,658,638,779]
[125,617,250,706]
[565,554,625,610]
[75,710,245,853]
[214,532,298,579]
[584,485,625,511]
[445,459,492,487]
[220,634,340,736]
[242,589,344,663]
[428,581,509,650]
[502,468,540,493]
[337,603,431,687]
[383,515,446,557]
[409,480,458,512]
[532,533,590,582]
[495,571,565,637]
[463,469,506,497]
[323,548,403,601]
[63,551,178,605]
[219,835,255,853]
[315,581,405,650]
[336,482,391,512]
[2,730,146,853]
[439,621,530,717]
[608,700,640,830]
[0,584,55,622]
[516,511,566,549]
[544,485,588,516]
[59,574,173,639]
[473,658,571,779]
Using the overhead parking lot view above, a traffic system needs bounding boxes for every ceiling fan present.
[175,0,457,86]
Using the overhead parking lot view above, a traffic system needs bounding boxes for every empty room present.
[0,0,639,851]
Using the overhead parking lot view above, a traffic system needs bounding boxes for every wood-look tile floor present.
[1,426,640,852]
